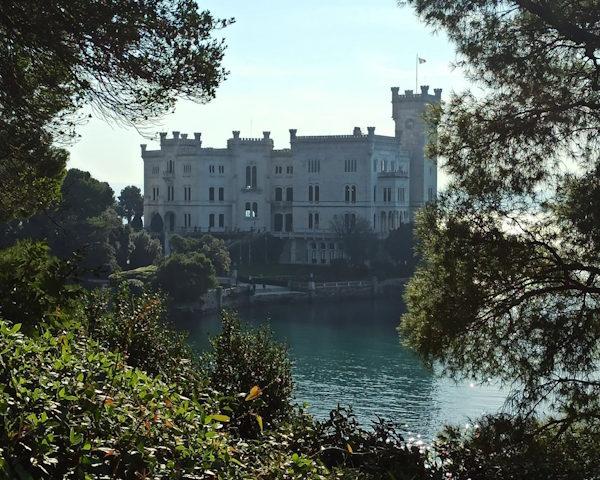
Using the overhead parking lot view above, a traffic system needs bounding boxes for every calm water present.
[174,298,506,441]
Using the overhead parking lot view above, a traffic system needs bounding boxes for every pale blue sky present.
[67,0,467,196]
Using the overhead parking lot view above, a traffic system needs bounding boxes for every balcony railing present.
[378,171,408,178]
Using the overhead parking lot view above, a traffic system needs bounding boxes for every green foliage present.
[81,284,200,389]
[0,319,238,479]
[201,312,294,438]
[170,234,231,275]
[433,414,600,480]
[61,169,115,219]
[116,186,144,225]
[156,252,217,302]
[128,230,163,270]
[400,0,600,446]
[0,241,82,331]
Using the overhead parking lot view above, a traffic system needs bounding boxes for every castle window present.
[285,213,293,232]
[308,186,313,202]
[320,243,326,264]
[311,243,317,264]
[252,202,258,218]
[275,187,282,201]
[345,213,350,230]
[287,166,293,174]
[315,185,320,202]
[152,166,159,175]
[184,213,191,228]
[183,164,191,174]
[209,187,215,201]
[398,187,405,202]
[275,166,282,174]
[184,186,191,202]
[245,202,251,218]
[152,186,159,201]
[274,214,283,231]
[345,185,350,202]
[219,187,224,201]
[329,243,335,261]
[314,213,319,228]
[374,186,377,202]
[167,185,174,201]
[286,187,293,201]
[219,165,224,174]
[246,166,251,187]
[209,214,215,228]
[351,213,356,229]
[373,159,377,172]
[209,165,215,173]
[167,160,174,173]
[308,213,313,229]
[351,185,356,203]
[219,213,224,227]
[252,166,257,188]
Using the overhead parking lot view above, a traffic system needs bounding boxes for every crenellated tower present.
[391,85,442,220]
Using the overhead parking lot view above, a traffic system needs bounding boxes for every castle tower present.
[391,85,442,220]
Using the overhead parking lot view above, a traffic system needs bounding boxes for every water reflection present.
[173,298,505,440]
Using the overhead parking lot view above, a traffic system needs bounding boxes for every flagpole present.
[416,54,418,92]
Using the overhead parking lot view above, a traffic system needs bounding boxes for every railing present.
[162,171,175,178]
[378,171,408,178]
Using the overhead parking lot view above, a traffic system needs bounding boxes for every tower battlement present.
[391,85,442,102]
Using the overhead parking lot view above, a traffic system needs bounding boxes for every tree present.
[170,234,231,275]
[128,230,163,270]
[155,252,217,302]
[116,186,144,225]
[399,0,600,451]
[0,0,232,221]
[330,214,376,266]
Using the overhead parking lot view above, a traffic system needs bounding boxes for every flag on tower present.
[418,57,426,64]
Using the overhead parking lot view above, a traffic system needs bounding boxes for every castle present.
[141,86,440,264]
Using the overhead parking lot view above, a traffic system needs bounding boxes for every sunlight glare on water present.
[176,298,507,441]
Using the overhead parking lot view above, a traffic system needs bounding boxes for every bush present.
[201,311,294,438]
[0,319,235,479]
[155,252,217,302]
[80,284,200,392]
[127,230,162,269]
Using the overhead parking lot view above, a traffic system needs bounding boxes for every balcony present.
[162,170,175,180]
[378,170,408,179]
[240,186,263,194]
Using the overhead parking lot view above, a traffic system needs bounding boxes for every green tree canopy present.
[156,252,217,302]
[399,0,600,436]
[116,186,144,224]
[0,0,232,221]
[170,234,231,275]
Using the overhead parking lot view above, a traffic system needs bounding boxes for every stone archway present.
[164,212,176,232]
[150,212,164,232]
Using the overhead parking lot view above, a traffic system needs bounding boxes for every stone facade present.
[141,87,441,264]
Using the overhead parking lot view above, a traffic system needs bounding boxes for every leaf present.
[105,398,115,407]
[164,419,173,428]
[347,444,353,454]
[245,385,262,401]
[207,414,230,423]
[254,413,263,432]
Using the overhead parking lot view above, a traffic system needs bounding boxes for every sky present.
[67,0,469,196]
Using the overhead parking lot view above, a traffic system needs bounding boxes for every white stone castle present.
[142,86,440,264]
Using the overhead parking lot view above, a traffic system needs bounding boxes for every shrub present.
[201,311,294,438]
[155,252,217,302]
[0,319,234,479]
[127,230,162,269]
[80,284,200,392]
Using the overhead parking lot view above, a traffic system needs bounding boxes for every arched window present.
[275,187,282,201]
[373,185,376,202]
[285,213,293,232]
[308,213,313,229]
[252,166,257,188]
[345,185,350,202]
[245,202,251,218]
[311,243,317,264]
[344,213,350,230]
[286,187,293,201]
[209,187,214,201]
[351,185,356,203]
[329,243,335,261]
[351,213,356,229]
[320,243,326,264]
[373,159,377,172]
[245,166,251,188]
[315,185,320,202]
[209,213,214,228]
[252,202,258,218]
[308,185,313,202]
[219,214,224,227]
[274,214,283,231]
[381,211,387,232]
[314,213,319,228]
